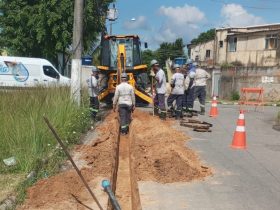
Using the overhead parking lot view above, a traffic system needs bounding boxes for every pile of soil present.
[19,112,118,210]
[131,110,212,183]
[19,109,212,209]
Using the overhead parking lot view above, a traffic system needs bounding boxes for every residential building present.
[188,23,280,101]
[188,23,280,67]
[188,40,214,67]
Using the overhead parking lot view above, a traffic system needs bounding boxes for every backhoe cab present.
[98,35,152,105]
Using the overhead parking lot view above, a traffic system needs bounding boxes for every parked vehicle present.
[0,56,70,87]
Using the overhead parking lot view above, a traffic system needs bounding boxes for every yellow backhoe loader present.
[97,34,152,105]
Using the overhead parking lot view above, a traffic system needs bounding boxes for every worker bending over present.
[87,67,100,121]
[113,73,136,135]
[151,59,167,120]
[193,63,211,115]
[167,64,184,119]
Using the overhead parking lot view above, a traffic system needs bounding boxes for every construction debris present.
[180,119,213,132]
[3,157,16,167]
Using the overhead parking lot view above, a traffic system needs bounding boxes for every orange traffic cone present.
[231,110,246,149]
[209,96,218,117]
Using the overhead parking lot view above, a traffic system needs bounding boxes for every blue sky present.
[106,0,280,49]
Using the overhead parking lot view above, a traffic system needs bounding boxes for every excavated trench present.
[19,110,211,210]
[109,119,141,210]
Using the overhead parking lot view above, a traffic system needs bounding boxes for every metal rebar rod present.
[43,117,104,210]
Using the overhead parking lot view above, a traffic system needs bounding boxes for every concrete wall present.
[81,65,93,88]
[217,67,280,101]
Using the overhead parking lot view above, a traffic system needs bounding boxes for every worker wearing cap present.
[151,59,167,120]
[193,63,211,115]
[113,73,136,135]
[167,64,184,119]
[87,67,100,120]
[183,59,196,114]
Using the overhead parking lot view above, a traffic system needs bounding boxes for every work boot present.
[200,107,205,115]
[153,107,159,116]
[185,109,193,118]
[127,126,129,134]
[180,110,184,119]
[159,111,166,120]
[175,110,181,120]
[167,107,173,118]
[121,128,128,135]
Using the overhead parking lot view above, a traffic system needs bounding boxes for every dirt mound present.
[19,112,118,210]
[19,109,211,209]
[131,110,212,183]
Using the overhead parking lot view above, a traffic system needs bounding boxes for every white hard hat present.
[173,64,180,69]
[121,72,127,78]
[189,71,196,79]
[92,66,99,72]
[150,59,159,66]
[186,59,193,65]
[192,62,198,67]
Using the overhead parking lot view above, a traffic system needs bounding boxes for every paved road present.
[139,104,280,210]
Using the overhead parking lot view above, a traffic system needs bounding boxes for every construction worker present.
[87,67,100,121]
[183,59,196,114]
[167,64,184,119]
[193,63,211,115]
[151,59,167,120]
[113,73,136,135]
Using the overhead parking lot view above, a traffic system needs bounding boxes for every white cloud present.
[221,4,265,27]
[123,16,150,30]
[158,4,205,25]
[155,4,205,43]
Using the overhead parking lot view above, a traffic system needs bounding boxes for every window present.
[109,38,136,68]
[228,37,237,52]
[265,34,278,49]
[219,41,223,48]
[43,66,59,79]
[206,50,211,58]
[195,55,199,62]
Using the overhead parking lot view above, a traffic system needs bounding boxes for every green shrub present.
[231,91,240,101]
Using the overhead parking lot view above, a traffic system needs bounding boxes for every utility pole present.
[110,22,113,35]
[71,0,84,106]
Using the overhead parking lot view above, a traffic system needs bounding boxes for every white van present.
[0,56,70,87]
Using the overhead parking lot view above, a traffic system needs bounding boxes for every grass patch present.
[0,173,24,202]
[0,87,91,203]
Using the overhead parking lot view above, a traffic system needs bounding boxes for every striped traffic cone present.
[209,96,218,117]
[231,110,246,149]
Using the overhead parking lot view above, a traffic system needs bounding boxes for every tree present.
[156,38,185,66]
[191,29,215,45]
[0,0,113,72]
[142,49,155,67]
